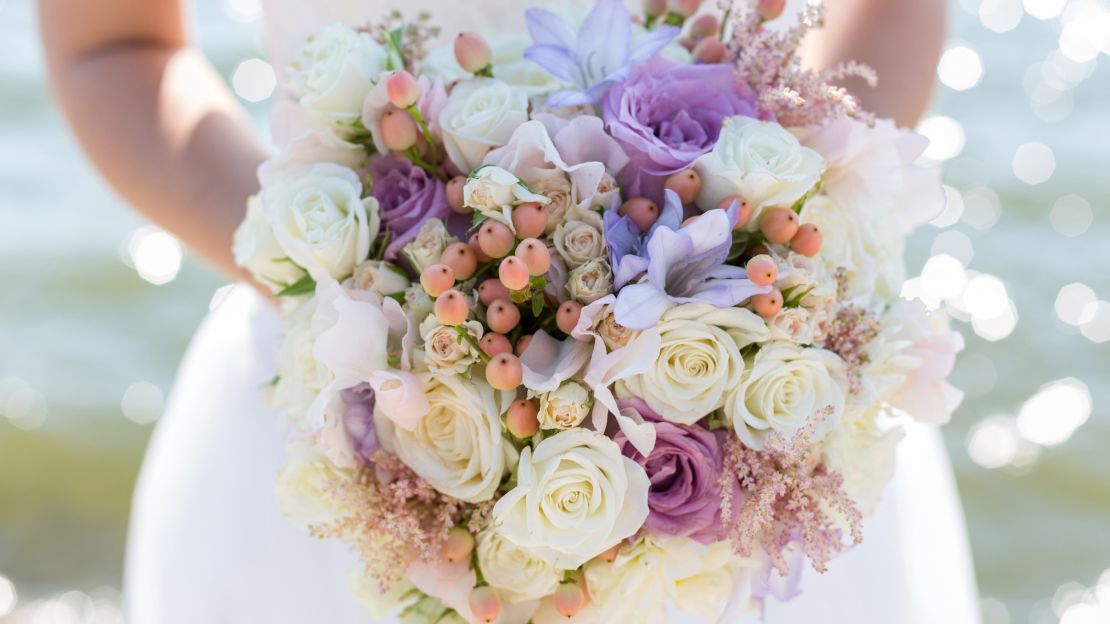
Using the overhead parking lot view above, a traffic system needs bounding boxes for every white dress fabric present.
[124,2,982,622]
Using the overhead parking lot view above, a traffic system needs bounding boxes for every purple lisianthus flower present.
[524,0,679,107]
[340,383,378,463]
[613,199,770,329]
[605,189,683,288]
[614,398,724,542]
[603,56,759,202]
[369,155,450,259]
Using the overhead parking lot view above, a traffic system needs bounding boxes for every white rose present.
[349,260,409,297]
[767,307,820,344]
[263,163,380,280]
[822,405,905,515]
[536,381,591,430]
[274,454,354,528]
[726,342,848,449]
[477,529,562,604]
[439,78,529,173]
[401,219,456,272]
[234,195,307,291]
[289,24,391,122]
[618,304,769,425]
[803,194,905,302]
[493,428,650,569]
[553,211,606,267]
[566,259,612,304]
[694,117,826,219]
[419,314,484,376]
[272,301,333,419]
[532,174,573,235]
[463,166,549,227]
[377,374,515,503]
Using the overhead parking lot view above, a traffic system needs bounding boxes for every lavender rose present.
[341,383,378,463]
[613,398,724,541]
[369,155,450,259]
[602,57,759,202]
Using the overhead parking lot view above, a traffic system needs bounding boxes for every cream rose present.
[492,428,649,569]
[566,259,612,304]
[289,24,390,122]
[349,260,409,297]
[263,163,380,280]
[536,381,591,430]
[694,116,826,219]
[463,166,549,227]
[767,307,821,344]
[532,174,573,235]
[233,195,307,291]
[476,529,562,604]
[377,374,515,503]
[618,304,769,425]
[439,78,529,173]
[271,301,332,420]
[822,405,905,515]
[553,211,606,267]
[401,219,455,272]
[419,314,484,376]
[726,342,848,449]
[274,454,354,528]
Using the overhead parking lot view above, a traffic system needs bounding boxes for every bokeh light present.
[120,382,165,425]
[967,414,1039,470]
[920,254,968,300]
[961,186,1003,230]
[0,376,48,430]
[1015,378,1091,446]
[1078,300,1110,343]
[938,44,985,91]
[1055,283,1097,326]
[1022,0,1068,20]
[0,575,16,617]
[1011,141,1056,185]
[979,0,1024,32]
[917,115,967,161]
[1049,194,1093,237]
[223,0,262,22]
[931,229,975,266]
[126,226,183,285]
[232,58,276,103]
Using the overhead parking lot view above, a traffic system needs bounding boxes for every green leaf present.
[531,292,544,317]
[275,274,316,297]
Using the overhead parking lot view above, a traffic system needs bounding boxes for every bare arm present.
[803,0,947,128]
[39,0,266,280]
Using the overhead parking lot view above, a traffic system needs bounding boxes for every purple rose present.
[602,57,759,202]
[614,398,725,541]
[369,155,450,259]
[341,383,378,463]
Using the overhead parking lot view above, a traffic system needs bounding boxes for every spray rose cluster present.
[235,1,964,622]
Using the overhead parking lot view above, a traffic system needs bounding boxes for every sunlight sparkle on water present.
[121,381,165,425]
[1050,194,1093,237]
[1022,0,1067,20]
[967,414,1039,470]
[917,116,966,162]
[979,0,1024,32]
[938,44,984,91]
[1055,283,1097,326]
[971,301,1018,341]
[1016,378,1091,446]
[233,58,276,103]
[920,254,967,301]
[1079,301,1110,343]
[127,226,183,285]
[1011,142,1056,185]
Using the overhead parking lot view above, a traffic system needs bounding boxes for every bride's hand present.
[39,0,267,284]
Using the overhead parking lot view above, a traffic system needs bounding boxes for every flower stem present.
[406,104,441,166]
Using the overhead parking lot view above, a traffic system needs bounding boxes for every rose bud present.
[380,109,418,152]
[434,289,469,326]
[446,176,469,214]
[385,70,421,109]
[455,32,492,74]
[485,353,523,391]
[759,207,800,244]
[420,263,456,297]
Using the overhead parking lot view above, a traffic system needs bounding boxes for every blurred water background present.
[1,0,1109,622]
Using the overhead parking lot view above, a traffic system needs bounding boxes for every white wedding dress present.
[124,1,982,622]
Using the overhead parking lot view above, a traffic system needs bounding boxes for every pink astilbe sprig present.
[821,268,882,394]
[720,407,864,575]
[364,11,441,69]
[311,451,471,592]
[718,0,877,127]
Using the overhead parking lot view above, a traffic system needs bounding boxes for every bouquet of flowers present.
[233,0,965,621]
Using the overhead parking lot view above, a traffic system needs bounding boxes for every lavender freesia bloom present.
[603,56,759,200]
[613,398,725,542]
[605,189,683,289]
[340,383,378,463]
[613,198,770,329]
[524,0,679,107]
[369,155,450,259]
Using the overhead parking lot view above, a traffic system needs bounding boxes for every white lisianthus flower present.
[822,405,905,515]
[493,428,650,569]
[377,374,515,503]
[463,166,549,227]
[694,116,826,219]
[289,24,391,122]
[536,381,592,430]
[401,219,456,272]
[476,529,562,604]
[274,454,355,528]
[233,195,307,291]
[726,342,848,449]
[566,259,613,304]
[419,314,484,377]
[618,304,769,425]
[802,194,905,302]
[263,163,380,281]
[349,260,409,297]
[553,211,607,267]
[439,78,529,173]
